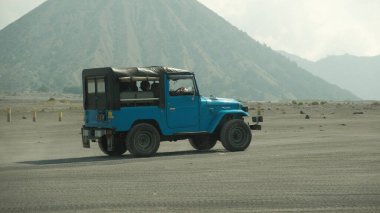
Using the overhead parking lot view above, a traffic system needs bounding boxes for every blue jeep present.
[81,66,262,157]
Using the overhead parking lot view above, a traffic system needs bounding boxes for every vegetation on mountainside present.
[0,0,358,100]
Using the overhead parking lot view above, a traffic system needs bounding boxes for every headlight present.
[242,106,249,112]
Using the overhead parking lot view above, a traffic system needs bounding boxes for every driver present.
[177,87,189,93]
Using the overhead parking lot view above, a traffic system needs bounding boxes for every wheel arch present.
[208,110,248,135]
[130,119,162,135]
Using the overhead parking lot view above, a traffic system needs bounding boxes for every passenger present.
[151,82,160,97]
[140,81,150,91]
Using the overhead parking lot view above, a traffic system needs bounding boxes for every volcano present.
[0,0,357,100]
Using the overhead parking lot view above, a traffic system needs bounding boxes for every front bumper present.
[249,115,263,130]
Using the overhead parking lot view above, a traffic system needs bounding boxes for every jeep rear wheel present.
[220,119,252,151]
[127,123,160,157]
[189,135,217,150]
[98,135,127,156]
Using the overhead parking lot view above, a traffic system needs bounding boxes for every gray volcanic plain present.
[0,96,379,212]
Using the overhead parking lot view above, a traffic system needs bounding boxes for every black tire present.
[127,123,160,157]
[98,135,127,156]
[189,135,217,150]
[220,119,252,152]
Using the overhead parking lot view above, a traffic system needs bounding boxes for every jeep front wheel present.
[189,135,217,150]
[220,119,252,151]
[127,123,160,157]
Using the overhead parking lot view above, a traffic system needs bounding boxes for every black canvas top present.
[82,66,193,78]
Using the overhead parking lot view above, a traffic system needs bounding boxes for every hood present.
[202,96,241,108]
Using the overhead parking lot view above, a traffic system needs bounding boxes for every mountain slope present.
[0,0,358,100]
[281,51,380,100]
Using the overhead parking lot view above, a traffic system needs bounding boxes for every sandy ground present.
[0,96,379,212]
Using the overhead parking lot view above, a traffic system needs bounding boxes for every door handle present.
[169,107,176,111]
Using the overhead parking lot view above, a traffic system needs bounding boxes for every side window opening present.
[119,77,160,107]
[169,76,196,96]
[120,82,138,92]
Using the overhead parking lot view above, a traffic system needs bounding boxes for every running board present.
[173,131,209,136]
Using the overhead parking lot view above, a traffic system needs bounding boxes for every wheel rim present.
[229,126,248,147]
[134,130,155,153]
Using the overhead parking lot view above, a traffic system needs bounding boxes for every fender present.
[208,109,249,133]
[130,119,163,134]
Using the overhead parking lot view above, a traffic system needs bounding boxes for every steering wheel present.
[175,87,186,93]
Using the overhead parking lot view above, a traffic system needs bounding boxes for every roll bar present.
[119,77,159,82]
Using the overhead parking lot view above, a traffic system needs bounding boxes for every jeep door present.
[166,75,199,129]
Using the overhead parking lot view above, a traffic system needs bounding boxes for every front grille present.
[242,106,249,112]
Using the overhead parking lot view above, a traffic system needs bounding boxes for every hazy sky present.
[198,0,380,60]
[1,0,379,61]
[0,0,45,28]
